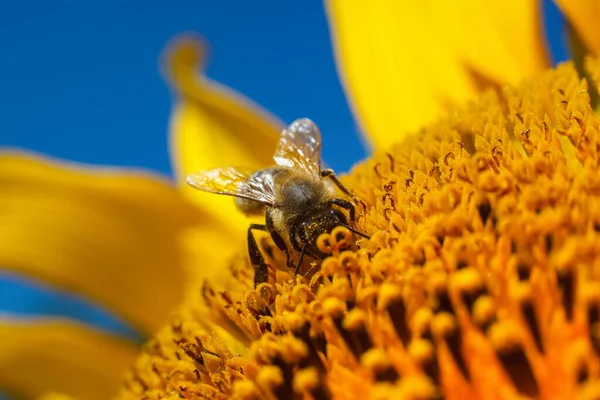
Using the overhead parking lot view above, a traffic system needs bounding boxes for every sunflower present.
[1,1,599,399]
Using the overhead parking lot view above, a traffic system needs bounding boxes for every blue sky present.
[0,0,568,174]
[0,0,365,174]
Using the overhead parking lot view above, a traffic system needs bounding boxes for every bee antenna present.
[339,224,370,240]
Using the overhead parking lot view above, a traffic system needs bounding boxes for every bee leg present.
[287,222,310,275]
[265,209,293,270]
[248,224,269,287]
[287,221,303,253]
[294,242,309,275]
[321,169,358,201]
[328,198,356,222]
[328,198,371,240]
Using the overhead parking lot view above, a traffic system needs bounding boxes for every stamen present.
[386,297,411,346]
[332,306,373,359]
[558,268,576,321]
[587,301,600,354]
[495,343,539,397]
[521,300,544,353]
[119,54,600,400]
[443,326,470,381]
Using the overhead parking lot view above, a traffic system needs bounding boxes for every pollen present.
[117,59,600,400]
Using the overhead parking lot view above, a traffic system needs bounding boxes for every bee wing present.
[186,166,277,206]
[273,118,322,176]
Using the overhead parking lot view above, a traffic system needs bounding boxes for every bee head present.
[297,207,348,256]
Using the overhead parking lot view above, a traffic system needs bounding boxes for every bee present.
[186,118,370,287]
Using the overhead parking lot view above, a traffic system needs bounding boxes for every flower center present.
[118,59,600,400]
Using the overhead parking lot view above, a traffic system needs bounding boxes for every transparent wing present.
[186,166,276,206]
[273,118,322,176]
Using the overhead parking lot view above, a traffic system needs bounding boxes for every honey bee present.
[186,118,369,287]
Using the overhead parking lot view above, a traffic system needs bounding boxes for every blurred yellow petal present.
[37,394,77,400]
[0,151,200,335]
[326,0,548,149]
[164,35,283,234]
[555,0,600,55]
[326,0,476,149]
[433,0,548,85]
[0,318,137,400]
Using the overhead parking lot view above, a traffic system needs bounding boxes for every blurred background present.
[0,1,571,398]
[0,0,367,175]
[0,0,570,175]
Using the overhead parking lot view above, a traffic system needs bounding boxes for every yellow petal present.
[0,151,200,335]
[555,0,600,55]
[326,0,548,149]
[37,394,77,400]
[164,35,283,234]
[432,0,548,85]
[0,318,137,400]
